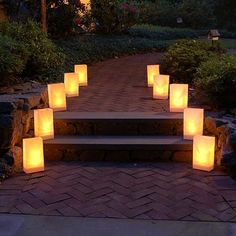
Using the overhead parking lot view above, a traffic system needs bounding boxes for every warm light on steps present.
[22,64,217,174]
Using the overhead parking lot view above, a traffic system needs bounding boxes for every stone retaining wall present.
[0,87,48,180]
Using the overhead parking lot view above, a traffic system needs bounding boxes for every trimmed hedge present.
[194,55,236,108]
[128,24,198,40]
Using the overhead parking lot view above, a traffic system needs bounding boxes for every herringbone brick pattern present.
[67,53,168,112]
[1,162,236,222]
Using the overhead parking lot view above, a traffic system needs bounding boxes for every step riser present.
[44,148,192,163]
[54,120,183,136]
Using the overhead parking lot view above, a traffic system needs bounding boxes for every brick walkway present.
[68,53,168,112]
[1,53,236,222]
[1,162,236,222]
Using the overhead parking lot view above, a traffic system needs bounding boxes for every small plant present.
[194,55,236,108]
[0,35,29,85]
[161,39,225,84]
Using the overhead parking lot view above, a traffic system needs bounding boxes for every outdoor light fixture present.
[48,83,67,111]
[23,137,44,174]
[34,108,54,140]
[64,73,79,97]
[153,75,170,99]
[74,64,88,86]
[169,84,188,112]
[184,108,204,140]
[147,65,160,87]
[193,135,215,172]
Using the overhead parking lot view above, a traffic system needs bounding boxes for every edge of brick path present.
[1,213,236,236]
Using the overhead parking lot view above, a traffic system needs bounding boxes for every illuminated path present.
[67,53,168,112]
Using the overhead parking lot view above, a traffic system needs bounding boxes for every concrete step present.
[44,136,192,162]
[54,112,183,136]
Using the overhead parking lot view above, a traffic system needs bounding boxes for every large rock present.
[2,146,23,173]
[0,102,16,114]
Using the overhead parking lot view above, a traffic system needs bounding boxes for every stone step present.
[54,112,183,136]
[44,135,192,162]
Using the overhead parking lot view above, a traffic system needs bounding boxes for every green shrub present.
[91,0,139,34]
[161,39,225,84]
[0,21,65,76]
[128,24,198,40]
[0,35,29,85]
[194,55,236,108]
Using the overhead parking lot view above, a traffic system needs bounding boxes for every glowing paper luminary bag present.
[184,108,204,140]
[23,137,44,174]
[48,83,67,111]
[153,75,170,99]
[64,73,79,97]
[147,65,160,87]
[193,135,215,172]
[169,84,188,112]
[34,108,54,140]
[74,64,88,86]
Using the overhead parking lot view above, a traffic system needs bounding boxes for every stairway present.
[44,112,193,162]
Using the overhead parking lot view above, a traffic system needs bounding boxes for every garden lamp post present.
[208,29,220,46]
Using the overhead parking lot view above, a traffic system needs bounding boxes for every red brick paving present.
[1,53,236,222]
[1,162,236,221]
[67,53,168,112]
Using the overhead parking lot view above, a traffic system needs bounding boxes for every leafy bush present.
[0,35,29,85]
[0,21,65,77]
[128,24,198,40]
[47,0,89,37]
[194,55,236,108]
[161,39,225,84]
[91,0,139,34]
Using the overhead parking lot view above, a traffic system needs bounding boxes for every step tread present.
[44,136,192,150]
[54,112,183,121]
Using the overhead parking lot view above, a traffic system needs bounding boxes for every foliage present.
[194,55,236,108]
[128,24,198,40]
[0,35,28,85]
[215,0,236,31]
[5,0,91,37]
[178,0,215,29]
[161,39,225,84]
[138,0,178,27]
[90,0,139,34]
[0,21,65,76]
[47,0,89,37]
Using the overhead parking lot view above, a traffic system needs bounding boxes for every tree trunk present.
[41,0,47,33]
